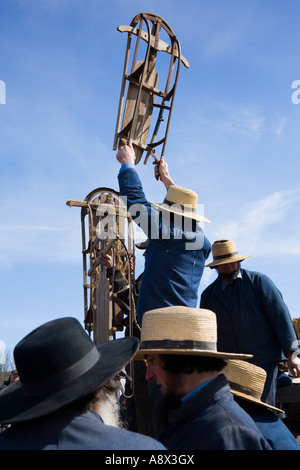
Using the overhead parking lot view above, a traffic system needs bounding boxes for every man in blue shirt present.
[116,144,211,325]
[200,239,300,407]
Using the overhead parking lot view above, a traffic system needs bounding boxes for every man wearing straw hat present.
[200,239,300,408]
[116,144,211,326]
[135,306,272,450]
[0,317,166,450]
[222,360,300,449]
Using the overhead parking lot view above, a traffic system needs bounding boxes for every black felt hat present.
[0,317,139,424]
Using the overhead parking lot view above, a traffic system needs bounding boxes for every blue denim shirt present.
[118,166,211,324]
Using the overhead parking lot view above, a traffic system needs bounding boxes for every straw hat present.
[0,317,139,424]
[223,360,284,413]
[134,306,252,360]
[205,239,252,268]
[150,185,211,223]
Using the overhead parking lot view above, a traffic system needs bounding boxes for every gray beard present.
[220,269,239,283]
[98,394,124,428]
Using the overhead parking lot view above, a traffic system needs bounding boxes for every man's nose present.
[145,365,155,382]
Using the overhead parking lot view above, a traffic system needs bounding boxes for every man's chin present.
[221,269,239,282]
[163,393,182,409]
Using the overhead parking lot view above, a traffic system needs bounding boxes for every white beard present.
[97,394,124,428]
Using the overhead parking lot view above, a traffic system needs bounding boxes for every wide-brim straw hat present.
[150,185,211,223]
[205,239,252,268]
[222,360,284,413]
[0,317,139,424]
[134,306,252,360]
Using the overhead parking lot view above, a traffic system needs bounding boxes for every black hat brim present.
[0,337,139,424]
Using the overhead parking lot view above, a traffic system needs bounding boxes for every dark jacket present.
[0,408,166,450]
[200,269,298,364]
[234,399,300,450]
[118,166,211,324]
[153,375,272,450]
[107,267,142,313]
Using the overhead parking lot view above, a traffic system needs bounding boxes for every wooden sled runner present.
[66,188,137,345]
[113,12,190,164]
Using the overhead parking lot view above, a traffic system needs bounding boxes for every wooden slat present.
[118,25,190,68]
[120,59,158,163]
[94,269,112,344]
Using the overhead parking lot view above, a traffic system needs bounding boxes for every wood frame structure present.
[67,188,136,345]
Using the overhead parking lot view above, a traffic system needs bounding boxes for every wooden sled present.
[113,12,190,164]
[66,188,136,345]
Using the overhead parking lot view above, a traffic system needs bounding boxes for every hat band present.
[229,381,261,400]
[213,251,238,261]
[162,198,196,214]
[21,346,100,397]
[140,339,217,352]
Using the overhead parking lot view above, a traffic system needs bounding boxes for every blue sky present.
[1,0,300,361]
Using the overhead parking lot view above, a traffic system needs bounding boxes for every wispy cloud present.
[206,99,265,138]
[209,189,300,257]
[175,98,266,148]
[0,193,82,268]
[216,102,265,138]
[0,222,81,268]
[274,117,287,139]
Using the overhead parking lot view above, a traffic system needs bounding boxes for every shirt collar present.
[220,269,242,290]
[181,378,215,403]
